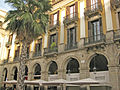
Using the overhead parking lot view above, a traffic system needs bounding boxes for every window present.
[66,2,78,19]
[67,27,76,47]
[14,46,20,59]
[34,64,41,79]
[91,0,98,9]
[88,18,102,41]
[53,13,57,25]
[35,39,42,56]
[50,34,57,46]
[50,11,59,26]
[70,4,75,18]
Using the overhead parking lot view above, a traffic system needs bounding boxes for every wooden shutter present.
[66,6,70,16]
[52,0,55,3]
[99,18,102,33]
[35,44,38,52]
[67,30,70,45]
[75,2,78,13]
[88,21,92,37]
[86,0,91,8]
[73,27,76,45]
[50,14,54,25]
[7,49,10,60]
[118,12,120,28]
[98,0,101,3]
[57,11,59,24]
[56,32,58,46]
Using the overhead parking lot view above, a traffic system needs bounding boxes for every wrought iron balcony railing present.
[3,59,8,64]
[49,20,59,30]
[63,12,78,25]
[44,46,58,55]
[111,0,120,10]
[84,2,102,17]
[84,33,105,45]
[114,29,120,40]
[65,42,78,51]
[33,51,41,57]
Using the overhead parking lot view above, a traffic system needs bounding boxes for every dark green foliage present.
[4,0,51,44]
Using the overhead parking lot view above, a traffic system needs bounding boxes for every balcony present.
[33,51,42,58]
[63,12,78,25]
[84,33,106,47]
[84,2,102,18]
[3,59,8,64]
[44,46,58,56]
[49,20,59,31]
[111,0,120,10]
[65,42,78,51]
[114,29,120,41]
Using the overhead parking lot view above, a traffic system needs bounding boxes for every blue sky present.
[0,0,13,11]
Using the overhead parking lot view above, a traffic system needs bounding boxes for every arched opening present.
[48,61,58,75]
[3,68,7,81]
[34,63,41,79]
[89,54,108,72]
[13,67,18,89]
[3,68,7,88]
[66,58,79,74]
[25,65,28,80]
[13,67,18,80]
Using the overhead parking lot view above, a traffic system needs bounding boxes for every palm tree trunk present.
[17,41,27,90]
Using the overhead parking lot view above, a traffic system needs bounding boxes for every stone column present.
[109,66,120,90]
[28,71,33,80]
[41,71,48,81]
[80,62,90,79]
[58,69,64,79]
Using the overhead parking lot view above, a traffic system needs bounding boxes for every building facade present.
[0,0,120,90]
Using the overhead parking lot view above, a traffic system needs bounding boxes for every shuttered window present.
[14,46,20,58]
[50,11,59,26]
[88,18,102,41]
[50,34,57,46]
[67,2,78,18]
[35,39,42,54]
[67,27,76,47]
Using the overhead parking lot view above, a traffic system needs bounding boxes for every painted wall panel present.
[80,1,85,38]
[60,9,65,43]
[104,0,113,31]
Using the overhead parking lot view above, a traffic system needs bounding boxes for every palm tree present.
[4,0,51,90]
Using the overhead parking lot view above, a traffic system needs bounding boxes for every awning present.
[3,80,17,84]
[67,78,100,85]
[43,79,68,85]
[25,80,47,85]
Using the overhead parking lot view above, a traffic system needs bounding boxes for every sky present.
[0,0,13,12]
